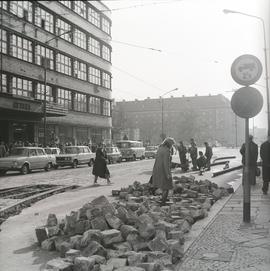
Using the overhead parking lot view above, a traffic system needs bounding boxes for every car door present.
[77,147,84,164]
[83,147,90,163]
[28,149,39,169]
[36,149,48,168]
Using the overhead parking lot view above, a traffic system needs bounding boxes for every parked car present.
[44,147,60,168]
[105,146,122,164]
[55,146,95,168]
[145,146,158,159]
[0,147,51,175]
[116,140,145,161]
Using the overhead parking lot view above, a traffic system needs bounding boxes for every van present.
[116,140,145,161]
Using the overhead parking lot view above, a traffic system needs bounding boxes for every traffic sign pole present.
[243,118,251,223]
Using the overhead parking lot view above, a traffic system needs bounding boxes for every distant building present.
[0,1,112,146]
[112,94,245,146]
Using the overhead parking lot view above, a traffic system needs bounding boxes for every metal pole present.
[161,98,164,140]
[235,114,238,147]
[243,118,250,223]
[43,63,47,147]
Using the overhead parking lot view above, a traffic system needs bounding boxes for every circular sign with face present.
[231,54,263,86]
[231,86,263,118]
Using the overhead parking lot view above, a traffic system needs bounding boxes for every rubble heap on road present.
[36,175,232,271]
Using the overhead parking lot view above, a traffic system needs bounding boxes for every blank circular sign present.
[231,87,263,118]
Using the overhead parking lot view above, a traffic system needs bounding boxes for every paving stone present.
[64,211,78,235]
[168,231,185,244]
[105,213,123,230]
[88,255,106,264]
[91,216,109,231]
[41,238,56,251]
[120,224,138,240]
[148,236,169,252]
[106,258,127,268]
[65,249,81,262]
[74,256,95,271]
[46,258,73,271]
[70,235,83,250]
[101,229,123,246]
[166,239,184,263]
[100,264,114,271]
[82,241,107,258]
[74,220,91,235]
[80,230,102,248]
[47,213,58,227]
[127,252,146,266]
[114,267,144,271]
[59,241,72,258]
[137,262,160,271]
[126,202,140,211]
[112,241,133,252]
[147,251,172,266]
[47,225,60,237]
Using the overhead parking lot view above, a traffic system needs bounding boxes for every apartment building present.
[0,1,112,146]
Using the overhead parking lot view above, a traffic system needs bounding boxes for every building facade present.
[113,94,245,147]
[0,1,112,147]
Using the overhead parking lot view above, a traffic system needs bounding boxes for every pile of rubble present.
[36,175,232,271]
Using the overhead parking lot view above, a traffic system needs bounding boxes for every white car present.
[55,146,95,168]
[44,147,60,168]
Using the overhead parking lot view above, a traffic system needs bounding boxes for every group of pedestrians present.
[177,138,213,172]
[240,134,270,195]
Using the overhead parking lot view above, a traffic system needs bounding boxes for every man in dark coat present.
[204,142,213,171]
[92,148,111,185]
[152,137,175,205]
[178,141,188,171]
[240,135,258,185]
[188,138,198,170]
[260,135,270,194]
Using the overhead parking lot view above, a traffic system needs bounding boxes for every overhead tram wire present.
[100,0,182,13]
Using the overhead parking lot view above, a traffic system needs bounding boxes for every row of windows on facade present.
[0,29,111,89]
[0,73,111,116]
[0,1,111,61]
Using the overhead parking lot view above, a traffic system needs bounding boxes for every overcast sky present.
[103,0,269,129]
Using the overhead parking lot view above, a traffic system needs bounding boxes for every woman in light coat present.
[152,137,175,205]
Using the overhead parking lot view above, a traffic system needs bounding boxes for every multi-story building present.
[113,94,245,147]
[0,1,112,147]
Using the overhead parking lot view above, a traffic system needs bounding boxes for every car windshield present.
[62,147,78,154]
[10,148,28,156]
[116,142,130,148]
[106,148,114,153]
[146,146,157,151]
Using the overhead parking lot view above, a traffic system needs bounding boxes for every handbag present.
[256,167,261,177]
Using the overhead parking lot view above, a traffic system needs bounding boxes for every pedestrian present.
[92,148,112,185]
[240,135,258,185]
[197,151,207,171]
[152,137,175,206]
[260,135,270,195]
[204,142,213,171]
[178,141,188,171]
[188,138,198,170]
[0,141,7,157]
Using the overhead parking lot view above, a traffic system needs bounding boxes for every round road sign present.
[231,54,263,86]
[231,87,263,118]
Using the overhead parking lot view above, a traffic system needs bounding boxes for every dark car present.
[105,146,122,164]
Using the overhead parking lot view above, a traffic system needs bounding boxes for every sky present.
[103,0,269,129]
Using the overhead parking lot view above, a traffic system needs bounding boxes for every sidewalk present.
[177,177,270,271]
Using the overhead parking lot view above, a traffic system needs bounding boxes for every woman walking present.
[92,148,112,185]
[152,137,175,206]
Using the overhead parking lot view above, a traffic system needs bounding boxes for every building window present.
[102,72,111,89]
[35,6,54,34]
[74,28,86,50]
[36,83,53,102]
[89,96,101,114]
[88,36,100,56]
[0,1,8,10]
[102,45,111,62]
[56,53,71,76]
[35,45,54,69]
[74,60,87,81]
[0,29,7,54]
[88,66,101,85]
[103,100,111,116]
[0,73,7,93]
[56,18,72,42]
[74,93,87,112]
[10,1,33,22]
[10,34,33,63]
[74,1,86,19]
[11,77,32,98]
[101,17,111,35]
[88,6,100,27]
[57,88,72,109]
[59,0,72,9]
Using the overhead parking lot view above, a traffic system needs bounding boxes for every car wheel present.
[54,165,59,169]
[117,157,122,163]
[132,155,136,161]
[88,159,94,167]
[72,160,78,168]
[21,164,29,175]
[45,163,52,171]
[0,170,7,176]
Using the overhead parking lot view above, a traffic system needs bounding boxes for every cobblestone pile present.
[36,176,232,271]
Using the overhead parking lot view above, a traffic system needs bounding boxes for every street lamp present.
[223,9,270,136]
[160,88,178,140]
[42,30,72,147]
